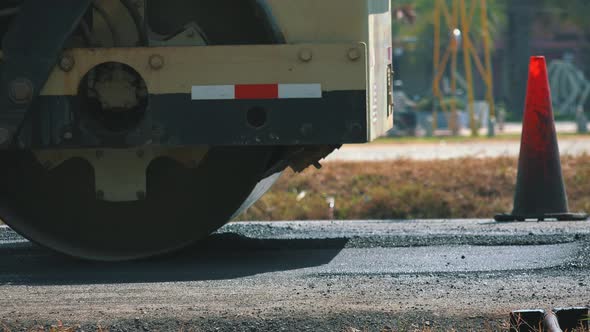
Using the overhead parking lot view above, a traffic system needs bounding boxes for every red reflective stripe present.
[235,84,279,100]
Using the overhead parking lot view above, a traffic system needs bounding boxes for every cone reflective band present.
[495,56,588,222]
[191,84,322,100]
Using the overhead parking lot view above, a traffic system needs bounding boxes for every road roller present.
[0,0,393,260]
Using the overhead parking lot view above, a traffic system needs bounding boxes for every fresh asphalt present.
[0,220,589,331]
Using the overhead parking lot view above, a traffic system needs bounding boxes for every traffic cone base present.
[495,212,588,222]
[494,56,588,222]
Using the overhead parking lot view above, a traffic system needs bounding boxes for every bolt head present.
[59,55,75,72]
[9,79,33,105]
[298,49,313,62]
[149,54,165,70]
[347,48,362,61]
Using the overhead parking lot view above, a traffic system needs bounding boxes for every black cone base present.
[494,212,588,222]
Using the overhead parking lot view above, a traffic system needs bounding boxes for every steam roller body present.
[0,0,393,260]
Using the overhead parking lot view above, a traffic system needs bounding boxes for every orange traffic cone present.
[495,56,588,222]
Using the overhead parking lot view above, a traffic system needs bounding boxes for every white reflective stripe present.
[191,85,235,100]
[191,84,323,100]
[278,84,322,99]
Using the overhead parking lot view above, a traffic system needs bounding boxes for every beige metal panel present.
[367,0,393,140]
[41,43,367,96]
[266,0,369,43]
[265,0,393,139]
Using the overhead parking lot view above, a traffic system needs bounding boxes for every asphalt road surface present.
[1,220,589,331]
[326,137,590,161]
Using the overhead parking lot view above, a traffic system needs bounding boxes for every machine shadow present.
[0,233,348,285]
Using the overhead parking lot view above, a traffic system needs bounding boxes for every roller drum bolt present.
[8,79,34,105]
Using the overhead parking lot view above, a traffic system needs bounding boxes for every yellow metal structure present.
[35,147,208,201]
[432,0,495,136]
[42,44,367,96]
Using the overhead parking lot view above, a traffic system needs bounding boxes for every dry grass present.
[239,155,590,221]
[1,321,107,332]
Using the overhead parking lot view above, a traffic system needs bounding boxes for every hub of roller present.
[78,62,149,135]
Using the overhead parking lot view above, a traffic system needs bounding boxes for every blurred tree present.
[551,0,590,77]
[558,0,590,111]
[503,0,590,116]
[503,0,534,117]
[553,0,590,28]
[391,0,589,115]
[391,0,504,97]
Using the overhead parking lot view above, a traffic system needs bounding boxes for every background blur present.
[388,0,590,137]
[239,0,590,222]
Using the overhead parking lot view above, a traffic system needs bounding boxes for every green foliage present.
[393,0,506,47]
[392,0,590,103]
[391,0,506,95]
[415,96,466,112]
[538,0,590,28]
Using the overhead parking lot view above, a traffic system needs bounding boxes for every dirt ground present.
[0,220,589,332]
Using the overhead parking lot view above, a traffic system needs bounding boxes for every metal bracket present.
[35,147,209,202]
[0,0,92,144]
